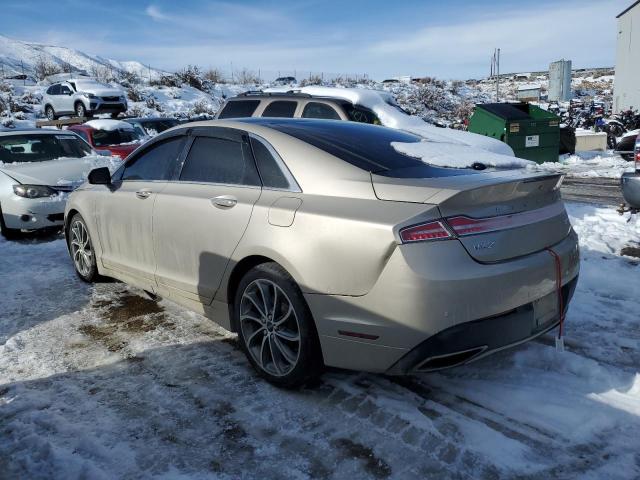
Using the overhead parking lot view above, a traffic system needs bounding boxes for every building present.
[548,60,572,102]
[614,1,640,113]
[516,84,541,102]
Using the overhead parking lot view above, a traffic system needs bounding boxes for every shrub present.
[191,99,216,116]
[235,68,261,85]
[145,95,163,112]
[203,68,226,84]
[127,86,145,102]
[119,71,141,88]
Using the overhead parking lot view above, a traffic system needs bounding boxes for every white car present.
[42,78,127,120]
[0,129,119,238]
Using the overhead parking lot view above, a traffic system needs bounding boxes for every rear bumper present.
[385,276,577,374]
[621,172,640,208]
[306,230,580,373]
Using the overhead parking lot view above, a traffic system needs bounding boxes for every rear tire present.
[45,105,56,121]
[234,262,323,388]
[0,206,21,240]
[68,213,99,282]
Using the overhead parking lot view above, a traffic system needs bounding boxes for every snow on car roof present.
[296,86,530,169]
[84,120,135,131]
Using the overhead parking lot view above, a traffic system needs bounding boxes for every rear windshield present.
[0,134,93,163]
[218,100,260,119]
[255,120,474,178]
[93,128,144,147]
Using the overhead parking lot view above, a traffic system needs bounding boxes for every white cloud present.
[145,5,168,22]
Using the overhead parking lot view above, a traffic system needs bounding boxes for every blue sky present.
[1,0,631,79]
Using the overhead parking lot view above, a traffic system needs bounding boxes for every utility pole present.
[495,48,501,102]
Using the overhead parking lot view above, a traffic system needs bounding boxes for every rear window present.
[218,100,260,119]
[93,128,143,147]
[254,120,474,178]
[262,101,297,118]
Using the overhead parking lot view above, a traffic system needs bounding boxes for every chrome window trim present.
[248,133,302,193]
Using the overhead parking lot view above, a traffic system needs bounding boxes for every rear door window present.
[217,100,260,119]
[301,102,341,120]
[60,84,72,95]
[120,136,185,181]
[179,136,261,186]
[261,101,297,118]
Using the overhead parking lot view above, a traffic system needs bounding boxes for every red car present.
[68,120,146,159]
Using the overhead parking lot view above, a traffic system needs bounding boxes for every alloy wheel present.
[240,279,301,377]
[70,220,93,277]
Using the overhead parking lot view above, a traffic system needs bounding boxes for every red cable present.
[546,247,564,338]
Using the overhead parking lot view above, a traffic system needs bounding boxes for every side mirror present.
[88,167,111,185]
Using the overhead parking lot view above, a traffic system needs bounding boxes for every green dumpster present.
[468,103,560,164]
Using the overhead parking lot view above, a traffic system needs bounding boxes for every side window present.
[50,84,61,95]
[46,85,55,95]
[60,85,72,95]
[301,102,341,120]
[217,100,260,119]
[261,101,297,118]
[250,137,293,189]
[121,136,185,181]
[179,136,260,186]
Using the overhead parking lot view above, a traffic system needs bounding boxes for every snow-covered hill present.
[0,34,165,80]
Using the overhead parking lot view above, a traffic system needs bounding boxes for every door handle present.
[136,189,152,199]
[211,195,237,208]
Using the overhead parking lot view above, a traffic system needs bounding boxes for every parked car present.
[65,118,579,387]
[216,90,383,125]
[273,76,297,85]
[123,117,182,137]
[621,133,640,210]
[68,120,145,158]
[615,130,639,161]
[0,129,114,238]
[42,78,127,120]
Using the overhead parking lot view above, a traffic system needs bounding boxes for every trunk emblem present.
[473,241,496,251]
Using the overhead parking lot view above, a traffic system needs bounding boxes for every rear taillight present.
[448,202,565,236]
[400,221,452,243]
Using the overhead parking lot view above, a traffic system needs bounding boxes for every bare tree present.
[34,57,62,81]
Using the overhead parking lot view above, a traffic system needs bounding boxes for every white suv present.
[42,78,127,120]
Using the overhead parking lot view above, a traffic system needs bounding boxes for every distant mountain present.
[0,34,166,81]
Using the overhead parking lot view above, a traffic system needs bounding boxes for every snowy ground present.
[0,203,639,479]
[534,151,635,179]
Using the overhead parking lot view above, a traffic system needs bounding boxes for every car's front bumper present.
[621,172,640,208]
[88,100,127,115]
[1,193,67,230]
[306,230,580,373]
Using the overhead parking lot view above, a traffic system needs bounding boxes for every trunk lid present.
[372,170,572,262]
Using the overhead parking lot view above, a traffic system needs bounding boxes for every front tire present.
[235,262,323,388]
[68,214,98,282]
[75,102,87,118]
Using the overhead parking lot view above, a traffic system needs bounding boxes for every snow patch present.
[391,140,534,169]
[84,120,134,131]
